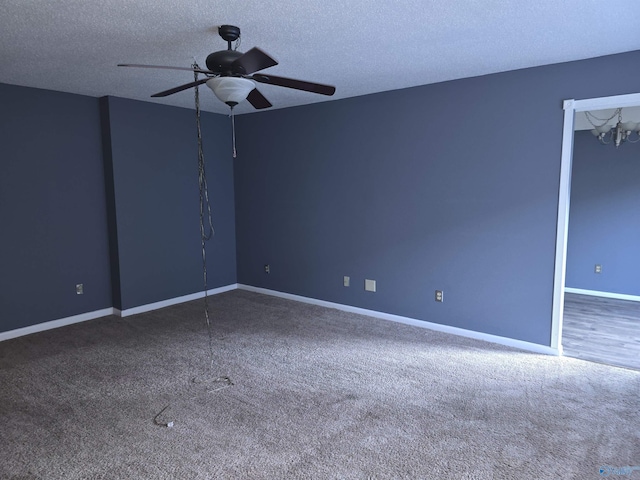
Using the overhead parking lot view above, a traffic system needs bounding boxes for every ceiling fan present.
[118,25,336,110]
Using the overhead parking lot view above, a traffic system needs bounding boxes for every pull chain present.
[231,107,237,159]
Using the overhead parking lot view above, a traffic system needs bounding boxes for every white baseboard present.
[116,283,239,317]
[0,284,239,341]
[565,287,640,303]
[0,308,115,342]
[238,284,559,356]
[2,283,560,356]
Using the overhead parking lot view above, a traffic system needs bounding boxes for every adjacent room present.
[1,1,639,478]
[562,109,640,371]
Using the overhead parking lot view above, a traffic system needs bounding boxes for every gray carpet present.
[1,290,638,479]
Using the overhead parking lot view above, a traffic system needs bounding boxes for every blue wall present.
[0,86,237,333]
[565,130,640,296]
[3,49,640,343]
[0,84,112,331]
[234,50,640,346]
[101,97,237,310]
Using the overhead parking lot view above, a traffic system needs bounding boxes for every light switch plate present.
[344,276,350,287]
[365,279,376,292]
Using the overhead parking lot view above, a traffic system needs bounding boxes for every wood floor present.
[562,293,640,371]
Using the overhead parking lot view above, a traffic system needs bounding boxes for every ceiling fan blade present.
[232,47,278,75]
[151,78,210,97]
[118,63,213,75]
[250,74,335,96]
[246,88,272,110]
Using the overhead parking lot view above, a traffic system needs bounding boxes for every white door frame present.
[550,92,640,352]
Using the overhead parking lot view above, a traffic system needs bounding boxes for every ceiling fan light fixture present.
[206,77,255,107]
[585,107,640,147]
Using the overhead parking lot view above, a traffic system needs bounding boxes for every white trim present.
[1,283,560,355]
[570,92,640,112]
[0,308,115,342]
[238,284,560,356]
[552,92,640,355]
[550,99,576,351]
[565,288,640,303]
[117,283,238,317]
[0,284,239,341]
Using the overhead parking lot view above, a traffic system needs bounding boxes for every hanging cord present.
[193,64,233,382]
[230,34,240,158]
[193,63,217,367]
[193,64,233,386]
[150,65,234,430]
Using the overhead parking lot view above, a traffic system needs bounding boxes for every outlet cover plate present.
[435,290,443,302]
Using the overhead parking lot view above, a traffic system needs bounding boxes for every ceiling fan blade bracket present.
[232,47,278,75]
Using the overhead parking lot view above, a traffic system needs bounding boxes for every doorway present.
[551,92,640,369]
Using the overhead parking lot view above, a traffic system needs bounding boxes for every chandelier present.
[585,108,640,147]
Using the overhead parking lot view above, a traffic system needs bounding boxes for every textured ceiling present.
[1,1,640,115]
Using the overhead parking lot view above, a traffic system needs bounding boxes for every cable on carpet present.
[152,376,234,428]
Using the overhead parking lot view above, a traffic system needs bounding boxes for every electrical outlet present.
[435,290,443,302]
[343,276,350,287]
[76,284,84,295]
[594,264,602,274]
[365,279,376,292]
[264,264,270,274]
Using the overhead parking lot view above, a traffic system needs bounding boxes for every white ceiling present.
[2,1,640,115]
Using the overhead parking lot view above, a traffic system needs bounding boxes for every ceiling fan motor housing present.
[206,25,245,74]
[205,50,245,74]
